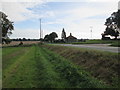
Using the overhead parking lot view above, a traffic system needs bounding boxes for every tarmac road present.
[54,44,119,53]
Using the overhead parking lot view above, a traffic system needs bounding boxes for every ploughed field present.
[2,44,119,88]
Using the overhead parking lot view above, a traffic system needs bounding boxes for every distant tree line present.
[12,38,41,41]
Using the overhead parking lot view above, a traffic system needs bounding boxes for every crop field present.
[2,44,119,88]
[2,41,40,47]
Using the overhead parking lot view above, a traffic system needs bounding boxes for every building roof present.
[66,33,77,39]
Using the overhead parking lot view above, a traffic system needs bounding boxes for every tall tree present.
[61,28,66,40]
[0,11,14,43]
[102,10,120,39]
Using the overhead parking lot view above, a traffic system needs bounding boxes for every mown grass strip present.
[34,45,68,88]
[2,47,30,71]
[3,46,38,88]
[2,47,23,56]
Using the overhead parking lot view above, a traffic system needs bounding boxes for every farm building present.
[66,33,77,42]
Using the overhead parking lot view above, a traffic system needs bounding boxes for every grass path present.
[3,46,38,88]
[34,45,68,88]
[3,45,108,88]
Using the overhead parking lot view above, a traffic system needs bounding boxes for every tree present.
[44,34,50,41]
[49,32,58,42]
[103,26,119,39]
[44,32,58,43]
[102,10,120,39]
[23,38,27,41]
[61,28,66,41]
[0,11,14,44]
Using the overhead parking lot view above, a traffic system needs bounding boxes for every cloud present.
[2,3,35,22]
[55,18,105,39]
[10,28,40,39]
[86,0,119,2]
[46,0,119,2]
[10,27,57,39]
[1,0,45,2]
[1,1,45,22]
[0,2,2,11]
[1,1,56,22]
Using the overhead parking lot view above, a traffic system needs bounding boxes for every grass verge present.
[44,44,119,88]
[39,45,108,88]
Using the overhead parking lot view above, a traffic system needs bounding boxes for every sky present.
[0,0,119,39]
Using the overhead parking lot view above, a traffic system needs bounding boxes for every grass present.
[3,46,38,88]
[110,42,120,47]
[37,45,107,88]
[34,45,68,88]
[44,44,119,88]
[2,44,110,88]
[2,47,27,70]
[72,39,120,47]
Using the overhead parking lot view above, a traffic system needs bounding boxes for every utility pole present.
[39,18,42,40]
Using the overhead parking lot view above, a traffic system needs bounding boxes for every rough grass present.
[44,44,119,88]
[2,44,109,88]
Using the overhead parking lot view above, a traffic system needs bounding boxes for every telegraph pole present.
[39,18,42,40]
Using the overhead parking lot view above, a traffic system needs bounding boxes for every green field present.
[72,40,120,47]
[2,44,119,88]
